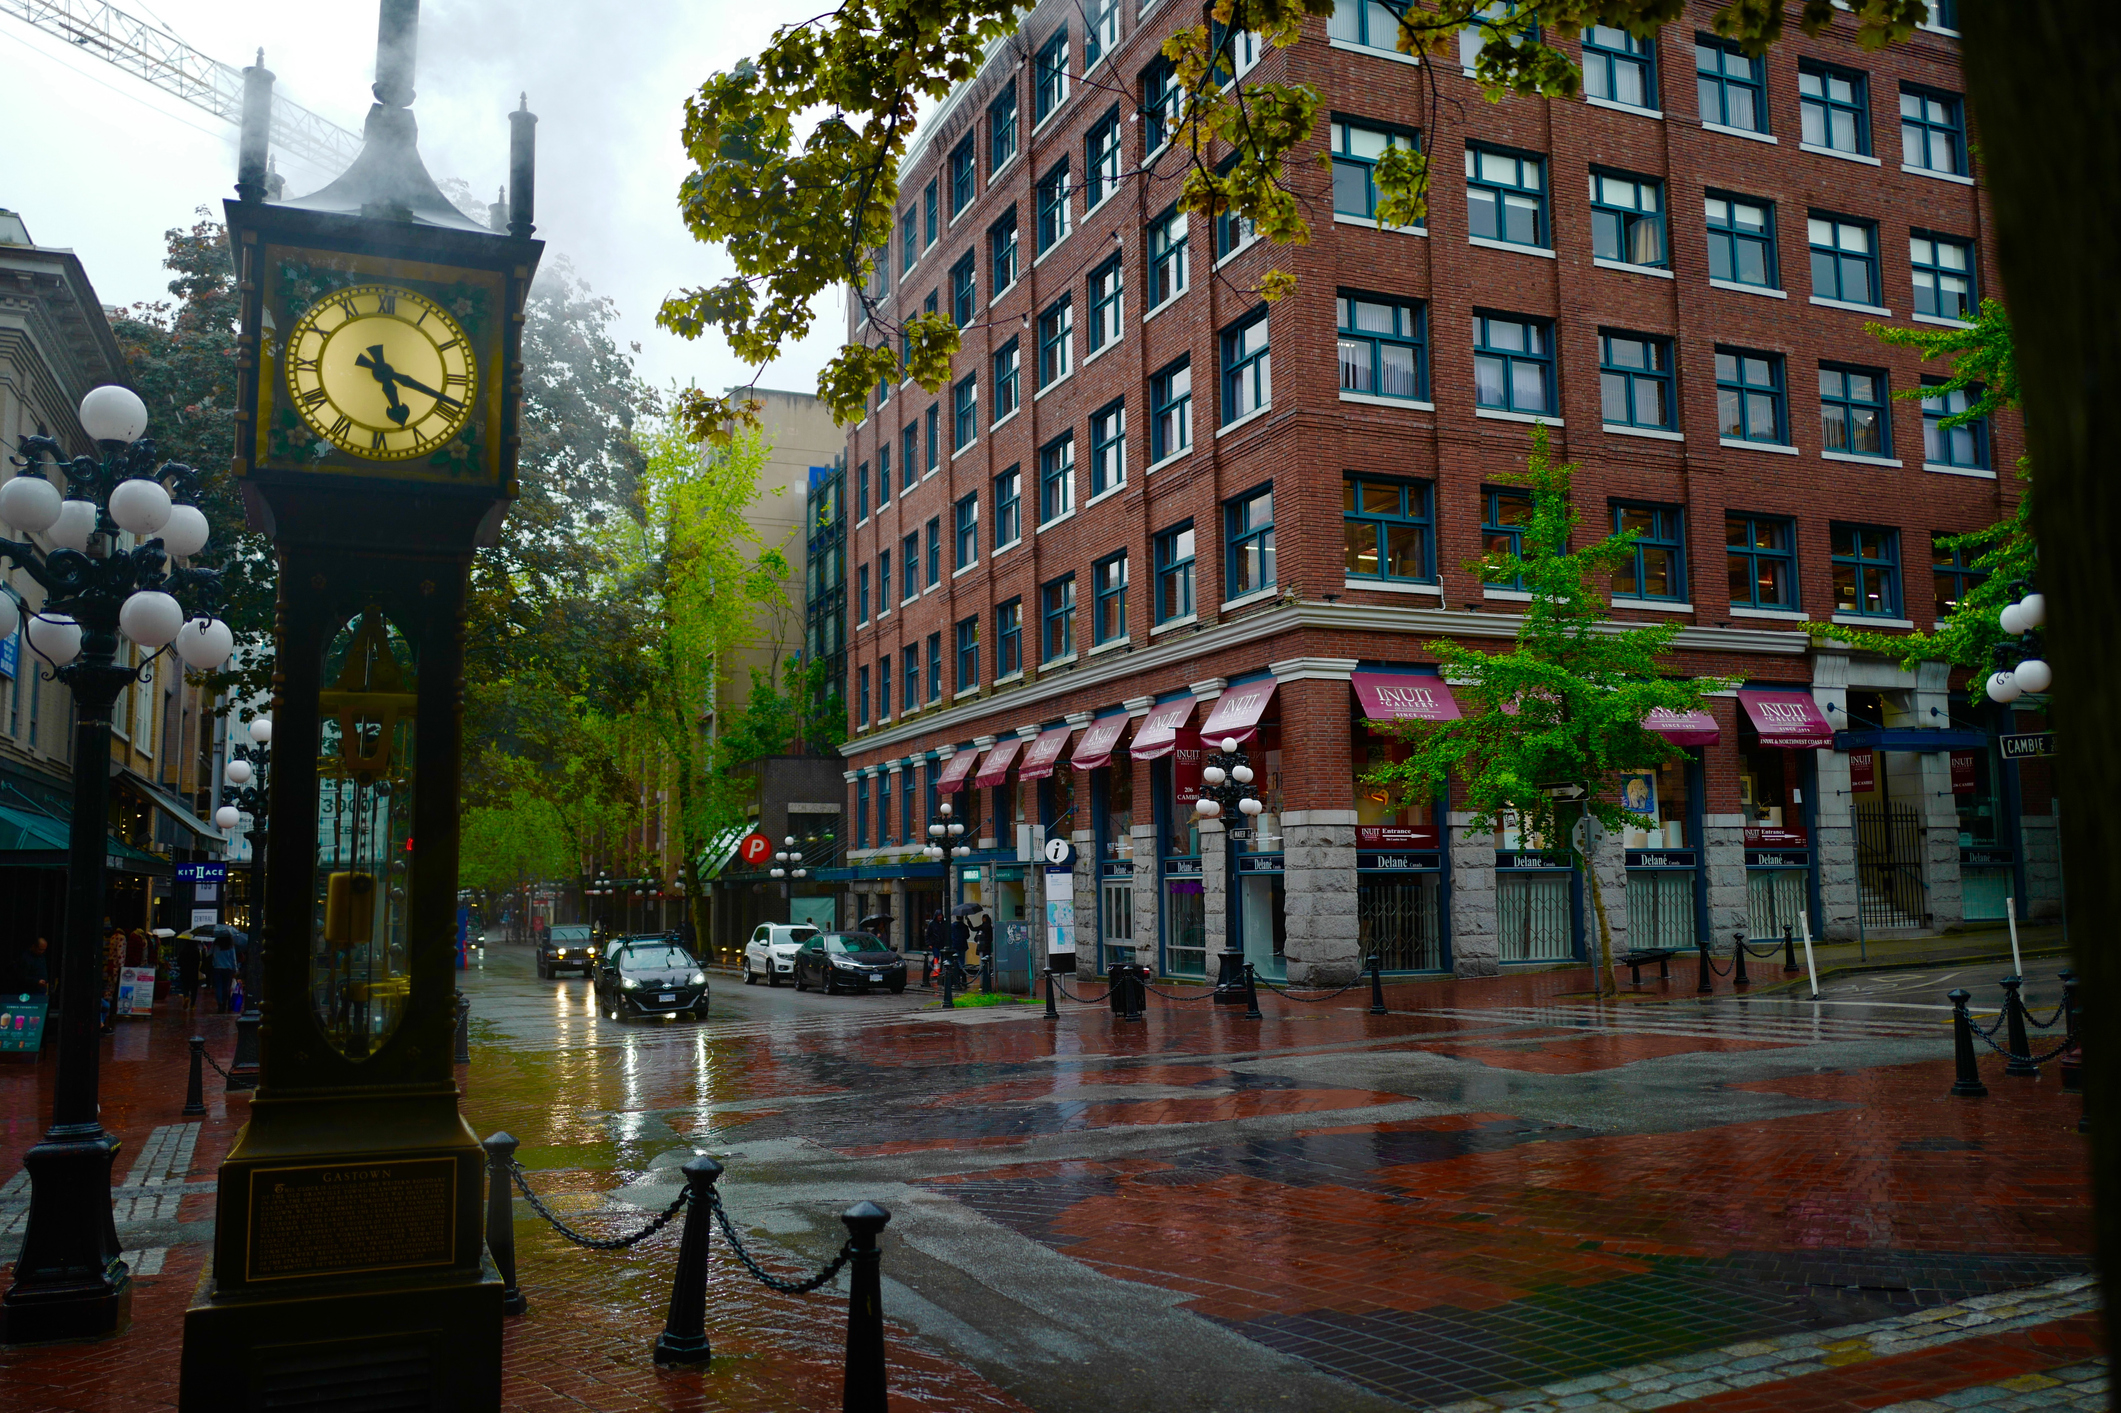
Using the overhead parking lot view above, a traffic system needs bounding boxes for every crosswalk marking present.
[1407,1002,1942,1044]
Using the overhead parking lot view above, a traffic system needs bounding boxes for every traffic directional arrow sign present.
[1539,783,1588,801]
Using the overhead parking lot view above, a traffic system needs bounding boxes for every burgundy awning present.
[1017,725,1075,782]
[971,735,1024,788]
[1128,698,1196,760]
[1070,714,1129,772]
[1198,680,1277,746]
[1352,672,1462,722]
[1644,707,1720,746]
[1738,690,1834,749]
[935,749,981,795]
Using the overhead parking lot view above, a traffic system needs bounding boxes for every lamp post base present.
[1212,945,1249,1004]
[0,1130,132,1345]
[227,1010,261,1090]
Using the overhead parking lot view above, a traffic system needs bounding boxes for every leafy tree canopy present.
[660,0,1935,439]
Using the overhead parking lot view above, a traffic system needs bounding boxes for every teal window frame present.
[1142,58,1180,151]
[950,136,976,216]
[1090,400,1125,495]
[900,207,917,274]
[1612,503,1686,602]
[956,616,980,690]
[1911,232,1974,320]
[990,208,1019,295]
[950,253,976,327]
[993,338,1020,422]
[927,632,942,703]
[1705,192,1777,287]
[954,492,979,568]
[1819,364,1891,459]
[901,767,916,843]
[1589,169,1665,267]
[997,597,1023,677]
[1599,331,1674,430]
[923,180,937,248]
[1582,24,1657,109]
[1038,431,1075,524]
[1093,550,1128,644]
[1035,29,1070,121]
[1471,313,1555,415]
[925,516,941,587]
[1037,159,1071,252]
[1900,85,1965,175]
[1155,522,1196,622]
[1328,0,1404,51]
[1150,358,1191,461]
[1225,485,1276,599]
[1331,119,1418,223]
[993,466,1022,548]
[1715,347,1786,444]
[1831,523,1901,618]
[1799,63,1870,154]
[901,533,920,602]
[1148,206,1188,306]
[1037,295,1073,387]
[990,87,1018,171]
[856,775,869,843]
[1921,379,1989,469]
[924,403,939,473]
[952,373,978,451]
[1808,213,1879,305]
[1480,487,1532,588]
[1085,0,1118,65]
[856,461,869,521]
[902,645,919,711]
[1725,514,1796,609]
[1085,109,1122,207]
[877,655,891,722]
[1337,293,1428,401]
[1041,573,1076,662]
[1342,476,1435,583]
[1465,145,1548,247]
[1088,255,1123,352]
[856,564,869,623]
[1695,35,1766,132]
[1220,310,1271,424]
[877,765,889,837]
[1930,534,1984,619]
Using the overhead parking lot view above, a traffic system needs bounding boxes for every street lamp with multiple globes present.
[1194,735,1265,1004]
[770,836,810,881]
[0,385,234,1343]
[1985,588,2051,703]
[924,800,970,862]
[215,715,272,1090]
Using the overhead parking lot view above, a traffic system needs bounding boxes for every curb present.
[1611,946,2072,1005]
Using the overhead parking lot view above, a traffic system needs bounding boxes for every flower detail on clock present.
[284,283,477,462]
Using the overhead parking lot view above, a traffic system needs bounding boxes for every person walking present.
[208,930,239,1013]
[972,914,994,991]
[921,912,947,981]
[19,937,50,996]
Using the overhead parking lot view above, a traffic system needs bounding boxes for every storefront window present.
[1353,727,1434,827]
[1103,764,1134,860]
[1619,757,1689,847]
[1239,719,1284,853]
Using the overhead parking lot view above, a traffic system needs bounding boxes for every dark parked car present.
[537,923,599,978]
[594,940,710,1021]
[792,931,907,995]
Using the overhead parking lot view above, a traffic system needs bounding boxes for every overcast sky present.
[4,0,846,402]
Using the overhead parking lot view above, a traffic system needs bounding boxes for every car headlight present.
[689,971,707,985]
[833,957,861,969]
[620,977,640,990]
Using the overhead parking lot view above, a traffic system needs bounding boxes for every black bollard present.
[182,1035,206,1117]
[481,1131,528,1315]
[1948,988,1988,1098]
[839,1200,893,1413]
[941,966,955,1009]
[2000,977,2038,1078]
[454,991,471,1065]
[653,1155,725,1366]
[1044,968,1059,1019]
[2061,970,2078,1048]
[1242,963,1262,1020]
[1368,954,1388,1015]
[1732,932,1750,988]
[1116,965,1146,1024]
[1782,925,1799,975]
[1696,939,1714,995]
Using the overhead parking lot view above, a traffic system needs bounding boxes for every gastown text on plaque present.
[245,1157,456,1282]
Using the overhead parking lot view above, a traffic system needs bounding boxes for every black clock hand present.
[355,346,413,426]
[381,370,464,411]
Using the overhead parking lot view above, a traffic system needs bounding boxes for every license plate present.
[869,973,883,982]
[658,993,676,1003]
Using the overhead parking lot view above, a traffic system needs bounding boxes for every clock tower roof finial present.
[276,0,487,232]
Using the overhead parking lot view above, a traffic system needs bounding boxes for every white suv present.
[743,923,820,986]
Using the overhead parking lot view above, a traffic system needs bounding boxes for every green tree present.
[1362,428,1730,996]
[717,654,850,767]
[1805,299,2032,673]
[657,0,1931,439]
[604,419,789,942]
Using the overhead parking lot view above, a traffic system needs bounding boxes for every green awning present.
[0,801,170,873]
[693,824,750,881]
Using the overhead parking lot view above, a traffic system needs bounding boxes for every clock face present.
[283,284,477,462]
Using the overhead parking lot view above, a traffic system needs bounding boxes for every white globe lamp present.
[0,592,17,641]
[78,385,148,444]
[159,503,210,558]
[249,716,273,745]
[1998,602,2028,636]
[1239,796,1264,816]
[26,613,81,666]
[49,500,96,553]
[0,475,62,534]
[2018,593,2045,628]
[107,478,172,537]
[1985,670,2023,704]
[2012,659,2052,694]
[175,617,235,669]
[118,590,185,648]
[216,806,242,830]
[226,758,255,786]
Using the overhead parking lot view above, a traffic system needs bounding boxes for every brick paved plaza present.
[2,944,2098,1411]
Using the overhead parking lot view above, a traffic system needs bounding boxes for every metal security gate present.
[1497,872,1573,962]
[1100,878,1133,971]
[1853,802,1927,929]
[1358,874,1443,971]
[1626,870,1695,950]
[1746,869,1808,941]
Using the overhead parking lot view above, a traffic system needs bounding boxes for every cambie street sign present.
[1998,732,2056,760]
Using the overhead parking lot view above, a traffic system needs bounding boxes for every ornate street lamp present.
[215,715,272,1090]
[1195,735,1264,1005]
[0,386,232,1343]
[1986,587,2051,702]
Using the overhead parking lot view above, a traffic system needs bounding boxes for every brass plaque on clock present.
[245,1157,457,1282]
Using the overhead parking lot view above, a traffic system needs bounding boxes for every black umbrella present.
[951,902,986,918]
[858,913,894,931]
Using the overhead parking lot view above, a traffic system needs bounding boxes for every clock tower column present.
[179,4,540,1409]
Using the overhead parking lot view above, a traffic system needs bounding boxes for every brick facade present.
[824,1,2050,981]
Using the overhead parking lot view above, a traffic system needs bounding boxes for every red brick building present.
[824,0,2052,983]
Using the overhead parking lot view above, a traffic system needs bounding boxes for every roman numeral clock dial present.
[283,283,476,462]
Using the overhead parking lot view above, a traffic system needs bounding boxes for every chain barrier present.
[1254,973,1369,1004]
[710,1192,854,1294]
[1972,1024,2075,1068]
[1705,952,1734,978]
[1737,941,1784,959]
[2023,1000,2067,1031]
[198,1044,236,1081]
[1974,1009,2008,1038]
[1051,977,1113,1004]
[1143,983,1219,1001]
[507,1158,691,1251]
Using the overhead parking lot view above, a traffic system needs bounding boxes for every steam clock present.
[179,3,540,1407]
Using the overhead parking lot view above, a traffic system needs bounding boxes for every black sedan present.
[792,931,907,995]
[594,941,711,1021]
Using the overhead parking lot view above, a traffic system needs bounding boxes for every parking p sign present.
[737,832,773,867]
